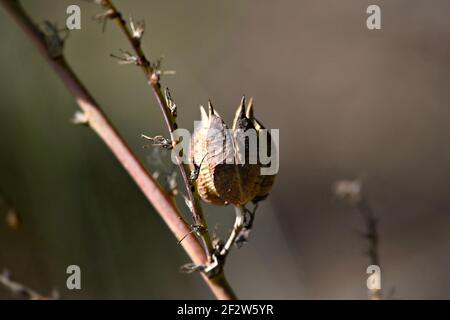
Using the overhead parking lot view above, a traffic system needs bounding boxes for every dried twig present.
[0,0,235,300]
[333,179,382,300]
[98,0,214,260]
[357,198,382,300]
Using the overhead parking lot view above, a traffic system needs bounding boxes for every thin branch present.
[99,0,214,259]
[0,270,54,300]
[0,0,235,300]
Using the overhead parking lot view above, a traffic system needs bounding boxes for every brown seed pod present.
[192,97,276,206]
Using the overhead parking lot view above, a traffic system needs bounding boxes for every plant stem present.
[101,0,214,259]
[357,198,382,300]
[0,0,235,300]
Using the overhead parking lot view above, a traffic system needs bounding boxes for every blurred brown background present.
[1,0,450,299]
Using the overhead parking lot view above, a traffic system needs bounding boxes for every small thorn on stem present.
[92,9,115,32]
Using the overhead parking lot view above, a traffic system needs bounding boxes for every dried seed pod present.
[192,97,277,206]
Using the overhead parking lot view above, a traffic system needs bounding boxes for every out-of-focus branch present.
[0,188,21,230]
[333,179,382,300]
[0,0,236,300]
[0,270,54,300]
[99,0,214,259]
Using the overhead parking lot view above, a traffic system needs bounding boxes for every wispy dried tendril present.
[41,21,68,58]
